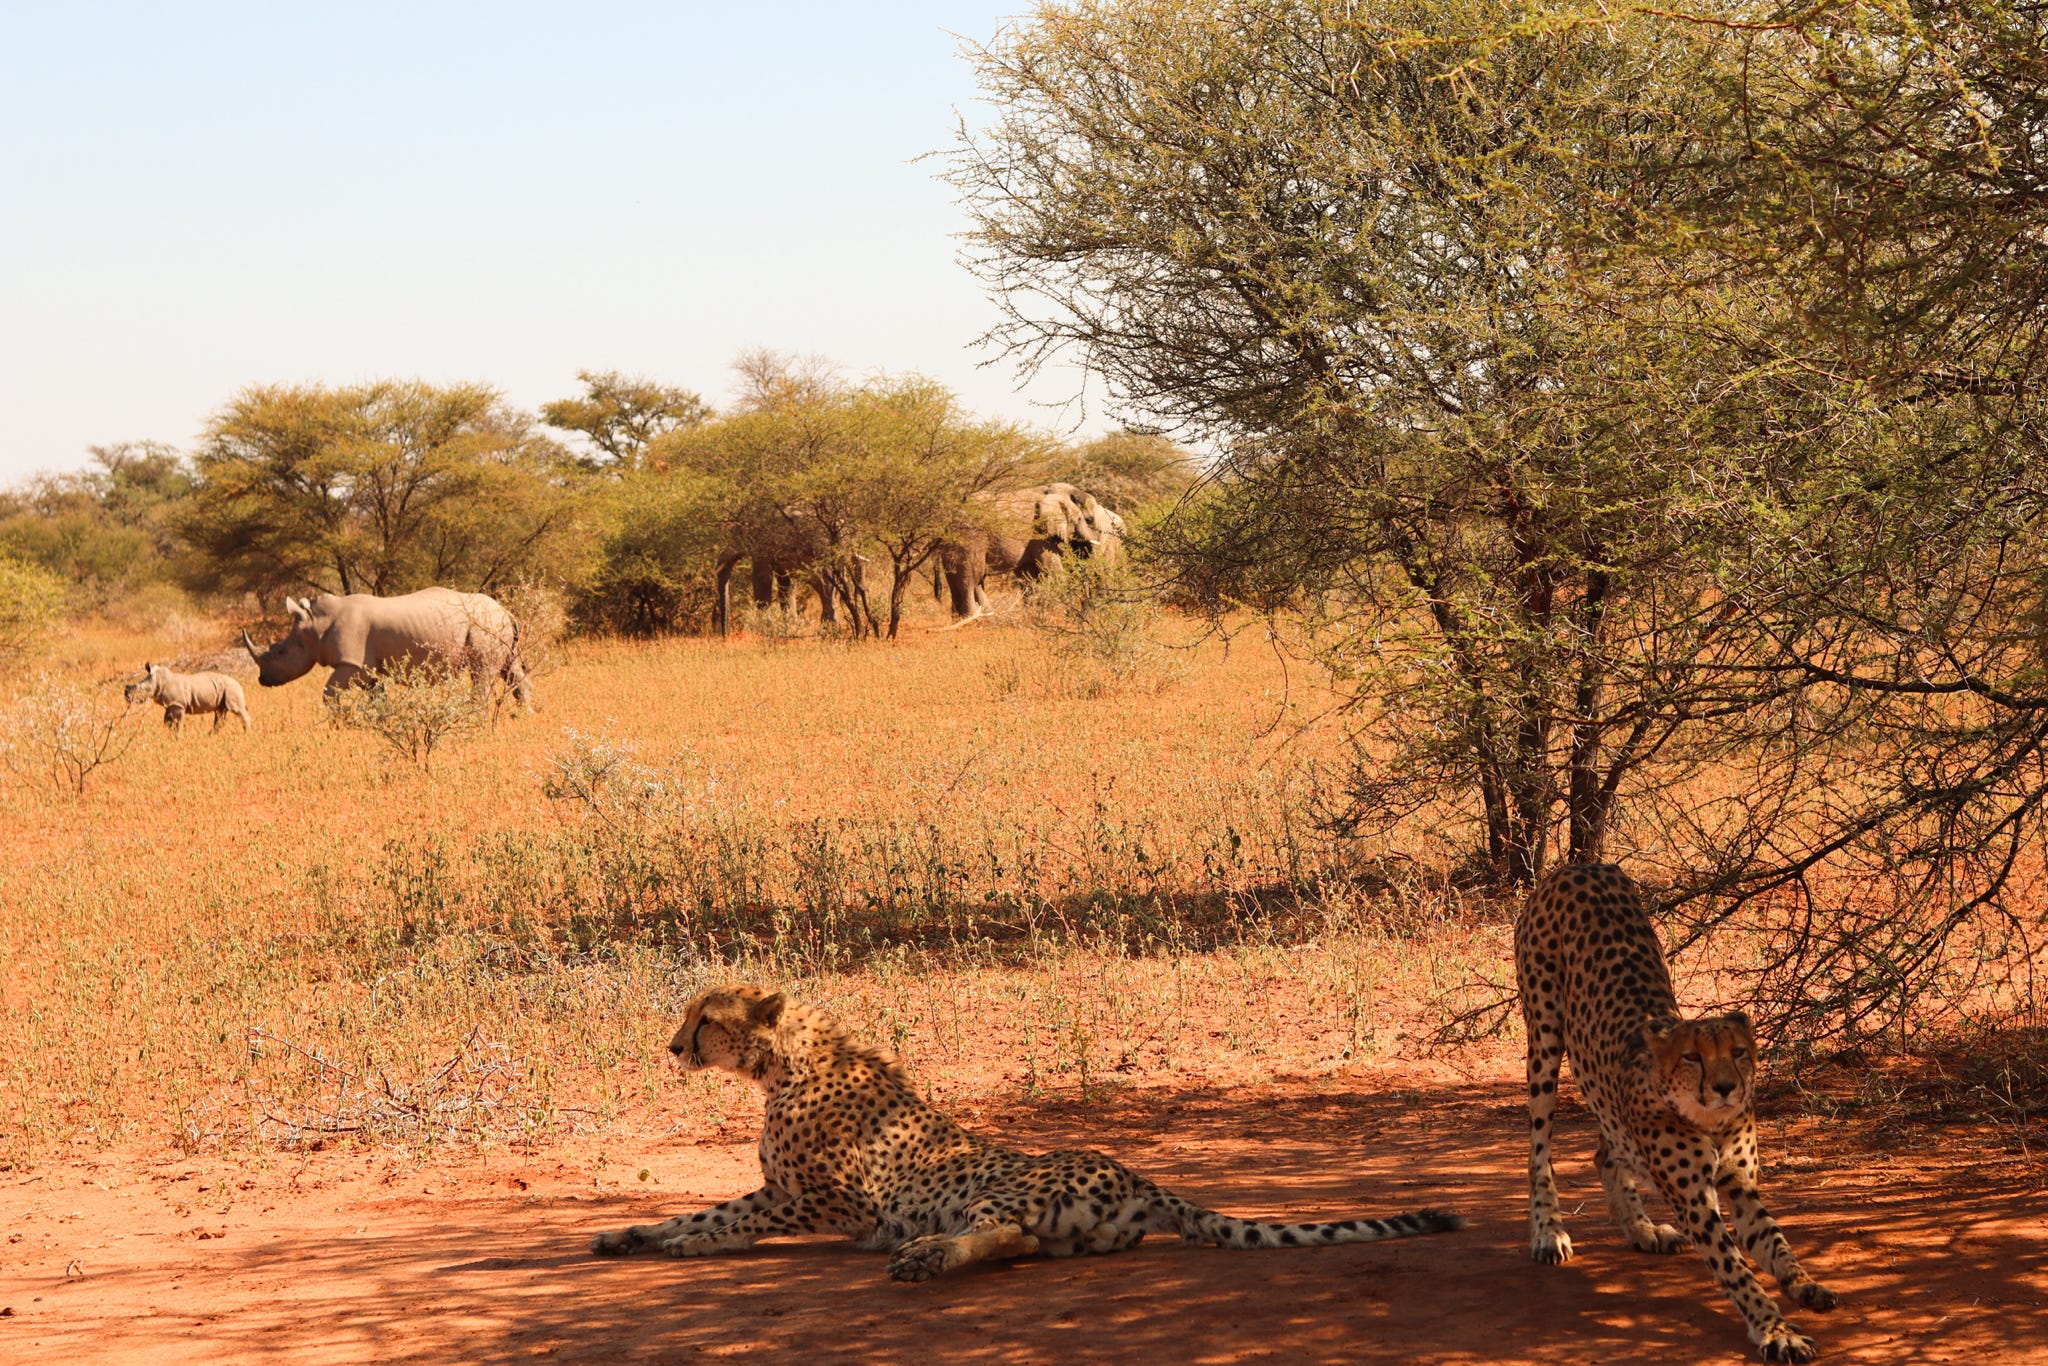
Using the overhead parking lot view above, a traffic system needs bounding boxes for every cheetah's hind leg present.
[886,1220,1041,1282]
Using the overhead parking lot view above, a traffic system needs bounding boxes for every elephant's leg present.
[713,555,740,637]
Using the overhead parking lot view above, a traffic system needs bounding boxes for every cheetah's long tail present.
[1147,1186,1464,1249]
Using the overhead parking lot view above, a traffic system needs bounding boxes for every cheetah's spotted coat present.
[1518,863,1837,1362]
[593,985,1462,1280]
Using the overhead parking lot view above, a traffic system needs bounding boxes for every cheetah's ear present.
[1723,1009,1754,1038]
[750,992,786,1027]
[1641,1017,1682,1059]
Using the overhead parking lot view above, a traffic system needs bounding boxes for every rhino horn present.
[241,629,262,662]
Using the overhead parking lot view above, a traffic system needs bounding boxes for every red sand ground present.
[3,1070,2041,1364]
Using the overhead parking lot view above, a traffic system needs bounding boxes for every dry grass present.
[0,597,1516,1168]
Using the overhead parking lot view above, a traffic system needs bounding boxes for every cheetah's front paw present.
[590,1228,645,1255]
[1756,1322,1817,1364]
[1626,1221,1690,1255]
[659,1232,735,1258]
[887,1235,954,1282]
[1790,1279,1839,1312]
[1530,1226,1574,1265]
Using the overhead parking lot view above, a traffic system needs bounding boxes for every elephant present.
[241,587,533,707]
[936,483,1128,620]
[714,547,831,636]
[124,662,250,733]
[712,526,881,639]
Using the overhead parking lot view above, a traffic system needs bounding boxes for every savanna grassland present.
[0,601,1518,1171]
[2,606,2045,1364]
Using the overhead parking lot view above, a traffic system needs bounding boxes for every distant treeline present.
[0,353,1198,637]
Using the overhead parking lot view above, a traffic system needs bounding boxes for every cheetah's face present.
[1646,1012,1754,1127]
[668,985,786,1075]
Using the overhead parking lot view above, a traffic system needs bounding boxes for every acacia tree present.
[0,442,192,595]
[956,0,1750,884]
[541,370,710,472]
[956,0,2048,1040]
[180,380,591,601]
[809,378,1041,638]
[1558,0,2048,1034]
[653,356,1039,639]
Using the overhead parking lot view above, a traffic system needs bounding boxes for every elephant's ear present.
[1037,492,1076,541]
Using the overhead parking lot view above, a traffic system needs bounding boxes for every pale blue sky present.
[0,2,1101,482]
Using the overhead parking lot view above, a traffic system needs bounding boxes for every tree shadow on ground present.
[16,1081,2044,1365]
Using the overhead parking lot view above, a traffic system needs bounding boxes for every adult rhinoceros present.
[241,587,534,708]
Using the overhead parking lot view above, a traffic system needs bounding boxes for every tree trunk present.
[713,555,740,638]
[887,570,909,639]
[1567,569,1612,864]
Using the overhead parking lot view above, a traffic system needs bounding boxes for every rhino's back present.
[180,671,245,710]
[322,588,514,666]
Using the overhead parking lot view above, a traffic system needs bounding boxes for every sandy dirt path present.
[3,1077,2042,1364]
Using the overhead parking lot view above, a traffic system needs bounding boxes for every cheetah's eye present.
[1733,1048,1749,1060]
[1681,1051,1702,1064]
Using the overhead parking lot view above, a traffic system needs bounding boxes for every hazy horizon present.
[0,2,1116,484]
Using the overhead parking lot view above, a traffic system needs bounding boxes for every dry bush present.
[0,673,137,795]
[241,1025,545,1149]
[1024,556,1184,693]
[7,615,2032,1171]
[327,659,487,771]
[499,578,568,685]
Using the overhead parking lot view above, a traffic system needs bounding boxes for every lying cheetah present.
[1518,863,1837,1363]
[593,985,1463,1280]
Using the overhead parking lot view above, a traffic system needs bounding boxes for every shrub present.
[1025,555,1181,689]
[0,556,67,663]
[0,674,137,796]
[328,660,486,772]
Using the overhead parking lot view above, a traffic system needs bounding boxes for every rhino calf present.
[124,663,251,734]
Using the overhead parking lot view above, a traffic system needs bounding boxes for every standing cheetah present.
[593,985,1463,1279]
[1517,863,1837,1362]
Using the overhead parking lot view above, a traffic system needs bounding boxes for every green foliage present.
[177,380,594,602]
[1050,429,1198,517]
[571,472,726,636]
[540,369,710,472]
[960,0,1739,880]
[0,442,193,600]
[959,0,2048,1039]
[654,353,1048,639]
[0,557,68,662]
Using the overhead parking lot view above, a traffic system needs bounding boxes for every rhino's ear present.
[287,597,310,624]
